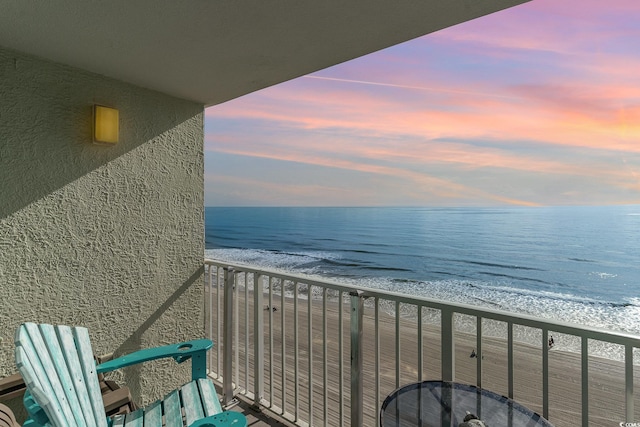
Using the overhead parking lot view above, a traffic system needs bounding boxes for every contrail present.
[303,75,518,100]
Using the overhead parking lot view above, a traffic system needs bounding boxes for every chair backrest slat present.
[16,324,72,427]
[55,325,103,427]
[14,347,53,423]
[39,324,88,427]
[15,323,108,427]
[71,327,107,427]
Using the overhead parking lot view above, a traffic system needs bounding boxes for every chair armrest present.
[188,412,247,427]
[97,339,213,380]
[22,391,49,427]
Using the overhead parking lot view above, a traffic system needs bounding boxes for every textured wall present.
[0,47,205,410]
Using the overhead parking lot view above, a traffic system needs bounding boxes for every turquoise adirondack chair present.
[15,323,246,427]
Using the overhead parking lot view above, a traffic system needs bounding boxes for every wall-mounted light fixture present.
[93,104,119,144]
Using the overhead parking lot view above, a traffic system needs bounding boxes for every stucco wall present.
[0,47,205,412]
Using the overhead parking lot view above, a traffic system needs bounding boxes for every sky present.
[204,0,640,207]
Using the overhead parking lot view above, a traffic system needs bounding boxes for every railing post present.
[222,267,237,407]
[508,322,514,399]
[626,345,634,422]
[476,316,483,389]
[441,308,455,382]
[581,336,589,427]
[542,330,549,420]
[253,273,264,408]
[350,290,364,427]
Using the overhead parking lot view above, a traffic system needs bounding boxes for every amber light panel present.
[93,105,119,144]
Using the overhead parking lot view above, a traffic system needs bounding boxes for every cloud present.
[204,0,640,206]
[205,174,365,206]
[302,75,518,100]
[206,133,543,206]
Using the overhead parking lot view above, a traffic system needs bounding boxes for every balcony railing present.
[204,259,640,427]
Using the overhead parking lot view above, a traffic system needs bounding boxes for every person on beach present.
[548,336,554,349]
[470,349,484,359]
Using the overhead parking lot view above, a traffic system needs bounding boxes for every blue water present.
[205,206,640,336]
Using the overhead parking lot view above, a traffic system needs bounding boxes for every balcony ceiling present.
[0,1,529,107]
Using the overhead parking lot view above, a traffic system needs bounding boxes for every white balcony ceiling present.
[0,0,529,106]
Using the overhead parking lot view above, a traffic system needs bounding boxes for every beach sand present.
[205,284,640,427]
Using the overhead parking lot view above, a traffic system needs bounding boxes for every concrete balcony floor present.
[225,396,296,427]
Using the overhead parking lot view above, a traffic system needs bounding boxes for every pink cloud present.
[208,74,640,157]
[208,66,640,171]
[205,0,640,205]
[206,134,545,206]
[430,0,640,55]
[206,174,367,205]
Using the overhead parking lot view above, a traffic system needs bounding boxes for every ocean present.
[204,206,640,338]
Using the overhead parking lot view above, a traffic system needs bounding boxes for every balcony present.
[204,259,640,427]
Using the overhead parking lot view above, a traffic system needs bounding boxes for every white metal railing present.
[204,259,640,427]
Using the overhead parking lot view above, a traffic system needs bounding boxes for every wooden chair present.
[15,323,246,427]
[0,403,19,427]
[1,370,137,418]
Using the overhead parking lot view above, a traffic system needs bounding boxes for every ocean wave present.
[460,260,544,271]
[589,271,618,279]
[345,248,389,255]
[479,271,554,286]
[205,206,640,363]
[205,248,339,272]
[204,248,640,359]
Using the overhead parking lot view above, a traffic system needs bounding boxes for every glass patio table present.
[380,381,553,427]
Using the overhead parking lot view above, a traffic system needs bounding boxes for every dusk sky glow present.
[204,0,640,207]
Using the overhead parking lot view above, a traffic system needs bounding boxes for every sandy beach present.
[206,284,640,427]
